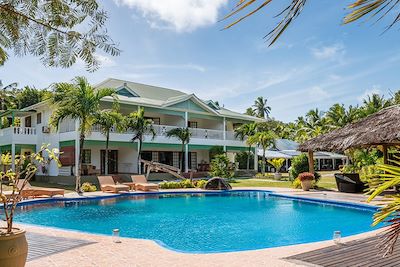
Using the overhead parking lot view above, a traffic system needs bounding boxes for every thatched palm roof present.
[298,105,400,152]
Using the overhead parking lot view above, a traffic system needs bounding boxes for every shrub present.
[292,178,302,189]
[159,179,208,189]
[210,154,235,179]
[81,182,97,192]
[298,172,314,181]
[209,146,225,160]
[289,154,320,182]
[267,158,285,173]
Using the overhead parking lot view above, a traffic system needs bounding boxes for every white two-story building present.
[0,78,263,178]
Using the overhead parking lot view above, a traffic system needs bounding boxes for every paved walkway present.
[13,188,386,267]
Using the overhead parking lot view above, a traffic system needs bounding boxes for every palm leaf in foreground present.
[222,0,400,45]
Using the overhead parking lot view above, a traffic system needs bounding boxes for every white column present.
[333,158,336,170]
[74,120,80,176]
[254,147,258,171]
[11,143,15,171]
[223,117,226,152]
[184,111,189,172]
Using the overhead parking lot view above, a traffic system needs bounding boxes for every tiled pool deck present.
[10,187,386,267]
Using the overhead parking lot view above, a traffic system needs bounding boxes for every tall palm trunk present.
[247,146,251,171]
[137,138,142,174]
[77,132,85,192]
[262,148,266,175]
[181,142,185,173]
[105,131,110,175]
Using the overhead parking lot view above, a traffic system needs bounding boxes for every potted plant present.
[298,172,315,191]
[267,158,285,179]
[0,145,59,267]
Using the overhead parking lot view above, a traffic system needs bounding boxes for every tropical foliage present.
[0,0,120,71]
[125,107,156,173]
[289,154,320,182]
[267,158,285,173]
[210,154,235,179]
[50,76,117,192]
[166,127,191,172]
[223,0,400,45]
[0,145,60,233]
[366,160,400,256]
[0,83,52,111]
[235,122,257,170]
[247,131,276,175]
[93,110,124,175]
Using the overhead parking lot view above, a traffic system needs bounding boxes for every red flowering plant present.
[297,172,315,181]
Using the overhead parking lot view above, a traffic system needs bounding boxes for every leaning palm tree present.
[125,107,156,174]
[166,127,191,172]
[93,110,124,175]
[253,96,271,119]
[235,123,257,171]
[50,77,117,192]
[223,1,400,45]
[247,131,276,175]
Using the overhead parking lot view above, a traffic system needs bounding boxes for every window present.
[116,88,137,98]
[37,113,42,124]
[158,152,173,166]
[82,149,91,164]
[25,116,32,127]
[188,121,198,128]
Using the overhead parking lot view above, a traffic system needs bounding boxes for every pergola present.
[298,105,400,173]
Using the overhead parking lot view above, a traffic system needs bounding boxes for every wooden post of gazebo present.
[308,150,314,174]
[383,145,388,165]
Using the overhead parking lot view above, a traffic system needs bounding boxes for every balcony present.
[0,127,37,145]
[90,124,240,141]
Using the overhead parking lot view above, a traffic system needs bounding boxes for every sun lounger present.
[17,179,65,198]
[98,176,130,193]
[131,175,159,191]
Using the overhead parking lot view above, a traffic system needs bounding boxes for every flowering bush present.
[81,182,97,192]
[297,172,315,181]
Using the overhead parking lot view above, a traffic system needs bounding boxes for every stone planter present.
[300,179,313,191]
[274,173,282,180]
[0,228,28,267]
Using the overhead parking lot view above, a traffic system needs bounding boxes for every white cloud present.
[358,86,382,102]
[311,43,346,61]
[113,0,228,32]
[94,54,116,67]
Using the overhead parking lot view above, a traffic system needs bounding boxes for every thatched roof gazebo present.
[298,105,400,173]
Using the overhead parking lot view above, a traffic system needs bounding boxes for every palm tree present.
[50,77,116,192]
[245,107,256,116]
[166,127,191,172]
[361,94,390,118]
[223,1,400,45]
[235,123,257,171]
[0,80,17,111]
[126,107,156,174]
[93,110,124,175]
[253,96,271,118]
[326,103,360,129]
[247,131,276,175]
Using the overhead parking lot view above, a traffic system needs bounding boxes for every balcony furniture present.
[334,173,366,193]
[98,176,130,193]
[82,165,101,176]
[131,175,159,191]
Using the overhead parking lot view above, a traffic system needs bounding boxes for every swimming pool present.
[14,191,378,253]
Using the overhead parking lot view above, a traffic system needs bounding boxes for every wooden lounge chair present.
[98,176,130,193]
[131,175,159,191]
[17,179,64,198]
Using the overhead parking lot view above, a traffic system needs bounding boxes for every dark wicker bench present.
[334,173,366,193]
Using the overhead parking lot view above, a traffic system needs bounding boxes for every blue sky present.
[1,0,400,122]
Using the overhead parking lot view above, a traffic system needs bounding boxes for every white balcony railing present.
[90,124,241,141]
[13,127,37,135]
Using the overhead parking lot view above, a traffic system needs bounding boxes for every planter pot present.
[300,180,313,191]
[274,173,282,180]
[0,228,28,267]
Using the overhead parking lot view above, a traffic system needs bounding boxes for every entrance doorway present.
[100,150,118,174]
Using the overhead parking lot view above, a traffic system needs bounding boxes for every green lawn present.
[231,171,337,190]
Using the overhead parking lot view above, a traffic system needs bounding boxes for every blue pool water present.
[14,191,377,253]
